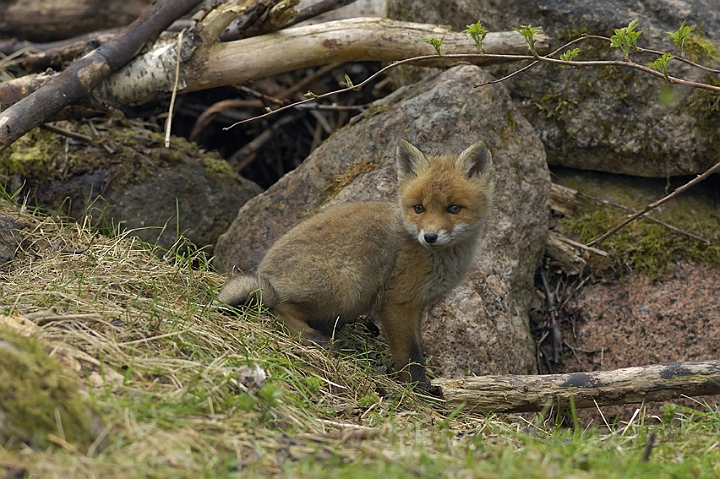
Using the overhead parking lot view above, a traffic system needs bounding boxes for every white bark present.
[96,17,547,105]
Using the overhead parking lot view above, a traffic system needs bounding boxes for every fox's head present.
[396,139,494,248]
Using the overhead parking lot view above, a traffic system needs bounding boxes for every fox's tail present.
[217,274,279,308]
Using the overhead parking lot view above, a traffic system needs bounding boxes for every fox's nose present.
[424,232,438,243]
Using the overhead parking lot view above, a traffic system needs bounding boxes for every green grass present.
[1,198,719,478]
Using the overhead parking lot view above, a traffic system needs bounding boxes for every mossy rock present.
[554,167,720,278]
[0,120,262,253]
[0,330,105,451]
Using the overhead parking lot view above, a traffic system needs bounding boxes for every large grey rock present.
[388,0,720,177]
[215,65,550,378]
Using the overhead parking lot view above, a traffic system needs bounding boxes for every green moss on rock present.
[0,130,59,177]
[556,169,720,279]
[684,34,720,64]
[0,330,105,451]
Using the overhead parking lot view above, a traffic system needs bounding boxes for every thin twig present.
[293,103,366,111]
[475,61,538,87]
[563,340,583,366]
[227,31,720,130]
[237,86,285,106]
[165,29,186,148]
[581,34,720,74]
[587,160,720,247]
[222,53,534,130]
[189,98,265,141]
[40,124,93,144]
[474,35,594,88]
[579,191,711,244]
[555,234,608,257]
[540,271,561,363]
[275,62,345,101]
[228,113,299,171]
[531,51,720,91]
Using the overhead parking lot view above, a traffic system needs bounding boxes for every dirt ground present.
[535,260,720,423]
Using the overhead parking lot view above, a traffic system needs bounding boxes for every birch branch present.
[93,18,546,105]
[432,360,720,413]
[0,0,203,153]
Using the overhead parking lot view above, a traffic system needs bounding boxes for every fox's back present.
[259,201,404,322]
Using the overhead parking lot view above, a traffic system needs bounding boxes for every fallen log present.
[0,0,152,42]
[432,360,720,413]
[90,16,547,107]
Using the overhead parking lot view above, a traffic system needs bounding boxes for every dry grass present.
[0,199,457,476]
[2,198,719,478]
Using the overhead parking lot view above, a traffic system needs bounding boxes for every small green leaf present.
[514,25,540,52]
[665,20,695,57]
[422,36,445,56]
[560,48,581,62]
[610,19,642,59]
[648,52,673,79]
[258,384,283,407]
[340,74,354,88]
[463,20,489,52]
[304,91,317,99]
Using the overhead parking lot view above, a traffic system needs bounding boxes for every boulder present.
[215,65,551,378]
[387,0,720,177]
[0,127,261,254]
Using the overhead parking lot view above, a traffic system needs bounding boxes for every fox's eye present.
[413,204,424,214]
[447,205,462,214]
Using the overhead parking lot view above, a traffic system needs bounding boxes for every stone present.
[0,128,262,254]
[215,65,550,378]
[0,214,22,265]
[387,0,720,177]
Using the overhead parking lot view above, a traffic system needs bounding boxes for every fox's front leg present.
[378,302,428,387]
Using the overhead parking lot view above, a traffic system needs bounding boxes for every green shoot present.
[423,36,445,56]
[463,20,489,52]
[514,25,540,53]
[610,19,642,59]
[648,53,673,80]
[666,20,695,57]
[304,91,317,99]
[560,48,581,62]
[340,74,354,88]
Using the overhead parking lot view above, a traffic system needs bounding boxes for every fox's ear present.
[455,141,492,179]
[396,139,430,180]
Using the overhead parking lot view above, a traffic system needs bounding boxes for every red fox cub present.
[219,139,494,387]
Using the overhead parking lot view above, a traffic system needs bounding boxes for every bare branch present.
[587,160,720,247]
[579,191,712,245]
[283,0,359,28]
[195,19,544,92]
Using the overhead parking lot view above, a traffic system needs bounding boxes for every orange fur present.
[218,139,494,387]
